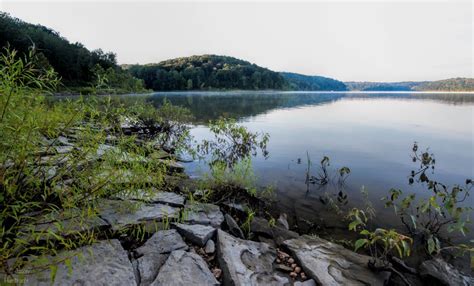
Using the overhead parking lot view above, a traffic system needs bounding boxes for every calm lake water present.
[134,91,474,240]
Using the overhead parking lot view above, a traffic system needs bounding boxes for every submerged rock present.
[151,250,218,286]
[173,223,216,247]
[283,235,390,286]
[135,230,188,286]
[183,203,224,228]
[98,199,180,231]
[11,240,136,285]
[420,257,474,286]
[217,229,290,286]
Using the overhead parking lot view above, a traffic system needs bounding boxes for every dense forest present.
[346,78,474,92]
[0,12,146,92]
[281,72,347,91]
[127,55,288,91]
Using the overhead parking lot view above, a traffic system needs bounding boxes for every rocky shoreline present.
[2,121,472,286]
[4,186,473,285]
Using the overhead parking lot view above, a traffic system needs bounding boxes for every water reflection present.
[126,91,474,240]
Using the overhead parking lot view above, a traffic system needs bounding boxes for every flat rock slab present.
[151,250,218,286]
[283,235,390,286]
[98,199,180,231]
[14,240,136,286]
[173,223,216,246]
[116,191,185,207]
[183,203,224,227]
[135,230,188,285]
[217,229,290,286]
[420,257,474,286]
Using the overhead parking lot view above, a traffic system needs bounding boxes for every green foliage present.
[346,78,474,92]
[0,47,170,276]
[128,55,288,91]
[0,12,146,92]
[197,118,269,168]
[90,64,148,94]
[382,143,472,255]
[280,72,347,91]
[348,208,413,266]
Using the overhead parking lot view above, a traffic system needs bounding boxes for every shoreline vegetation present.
[1,12,473,286]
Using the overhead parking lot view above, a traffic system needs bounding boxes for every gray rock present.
[135,229,188,256]
[173,223,215,247]
[151,250,218,286]
[98,199,180,231]
[294,279,316,286]
[114,190,185,207]
[276,213,289,230]
[135,230,188,285]
[283,235,390,286]
[183,203,224,227]
[137,253,168,286]
[20,209,108,243]
[225,214,245,239]
[251,217,299,246]
[158,159,184,172]
[420,257,474,286]
[205,239,216,254]
[13,240,136,286]
[217,229,290,286]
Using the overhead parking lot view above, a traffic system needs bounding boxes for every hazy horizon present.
[1,0,472,82]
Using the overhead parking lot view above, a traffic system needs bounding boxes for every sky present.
[1,0,472,82]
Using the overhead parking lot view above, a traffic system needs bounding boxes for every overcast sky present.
[1,1,472,82]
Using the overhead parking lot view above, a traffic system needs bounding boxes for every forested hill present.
[346,78,474,92]
[280,72,347,91]
[127,55,288,91]
[0,12,146,92]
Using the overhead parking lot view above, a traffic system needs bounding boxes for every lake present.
[132,91,474,240]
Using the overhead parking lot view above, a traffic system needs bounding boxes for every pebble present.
[294,266,301,273]
[291,263,297,268]
[290,272,297,278]
[212,268,222,279]
[288,258,295,264]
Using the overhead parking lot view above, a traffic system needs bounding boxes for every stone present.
[151,250,218,286]
[420,257,474,286]
[13,240,136,285]
[135,230,188,285]
[183,203,224,227]
[173,223,215,247]
[135,229,188,256]
[251,217,299,246]
[158,159,184,172]
[98,199,180,231]
[276,213,289,230]
[225,214,245,239]
[115,190,185,207]
[21,209,109,243]
[205,239,216,254]
[283,235,391,286]
[294,279,317,286]
[216,229,290,286]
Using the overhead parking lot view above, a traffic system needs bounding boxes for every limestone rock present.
[135,230,188,285]
[205,239,216,254]
[183,203,224,227]
[251,217,299,246]
[98,199,180,231]
[420,257,474,286]
[173,223,216,247]
[14,240,136,286]
[283,235,390,286]
[217,229,290,286]
[151,250,218,286]
[225,214,245,239]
